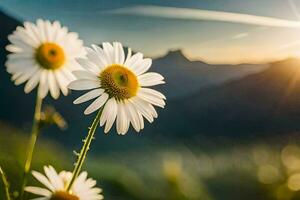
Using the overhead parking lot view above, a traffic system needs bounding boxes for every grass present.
[1,121,300,200]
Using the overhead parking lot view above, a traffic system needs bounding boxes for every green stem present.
[66,108,102,192]
[19,93,43,199]
[0,166,11,200]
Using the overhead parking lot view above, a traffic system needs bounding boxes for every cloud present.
[231,32,249,39]
[107,5,300,28]
[276,40,300,51]
[288,0,300,20]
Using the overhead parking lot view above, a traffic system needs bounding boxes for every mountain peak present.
[267,57,300,77]
[163,49,189,61]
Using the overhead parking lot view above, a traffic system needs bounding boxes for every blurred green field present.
[2,121,300,200]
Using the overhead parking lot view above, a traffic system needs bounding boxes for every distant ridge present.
[160,49,191,61]
[158,58,300,138]
[152,49,269,99]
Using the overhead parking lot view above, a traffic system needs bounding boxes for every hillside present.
[159,58,300,139]
[152,50,268,99]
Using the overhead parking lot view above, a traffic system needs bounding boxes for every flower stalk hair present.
[66,108,102,191]
[0,166,11,200]
[67,42,166,190]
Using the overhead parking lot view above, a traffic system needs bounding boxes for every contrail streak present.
[288,0,300,20]
[107,5,300,28]
[275,0,300,52]
[276,40,300,51]
[231,32,249,39]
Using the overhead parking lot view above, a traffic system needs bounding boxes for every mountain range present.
[152,50,268,99]
[162,58,300,139]
[1,9,300,149]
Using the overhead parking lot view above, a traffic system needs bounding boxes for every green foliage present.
[2,122,300,200]
[0,122,69,199]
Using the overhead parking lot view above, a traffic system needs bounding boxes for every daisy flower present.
[6,19,86,99]
[68,42,166,134]
[25,165,103,200]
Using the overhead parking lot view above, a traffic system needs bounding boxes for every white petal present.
[24,21,42,44]
[113,42,125,64]
[76,58,101,74]
[99,98,118,133]
[32,171,55,192]
[6,56,34,71]
[68,79,100,90]
[90,45,109,68]
[84,93,109,115]
[25,187,51,197]
[14,65,39,85]
[148,103,158,118]
[7,52,33,60]
[124,102,141,132]
[55,26,67,44]
[48,71,60,99]
[102,42,114,64]
[44,166,63,190]
[58,171,72,183]
[31,197,49,200]
[51,21,61,42]
[125,52,143,69]
[8,34,32,50]
[11,72,22,82]
[85,178,97,188]
[136,108,144,130]
[131,97,154,123]
[130,102,144,130]
[15,26,39,47]
[37,19,46,42]
[44,20,53,41]
[134,58,152,75]
[73,89,104,104]
[24,70,41,93]
[54,70,69,96]
[38,70,49,99]
[72,70,99,81]
[116,102,130,135]
[125,102,144,131]
[73,172,88,191]
[124,48,132,65]
[138,72,165,86]
[66,59,82,71]
[138,88,166,108]
[140,88,166,99]
[60,67,75,82]
[6,44,22,53]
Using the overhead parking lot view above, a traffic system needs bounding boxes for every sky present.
[1,0,300,64]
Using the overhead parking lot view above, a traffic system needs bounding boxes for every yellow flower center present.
[100,64,139,100]
[36,42,65,70]
[50,191,79,200]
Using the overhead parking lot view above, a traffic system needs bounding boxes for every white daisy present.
[25,165,103,200]
[5,19,86,99]
[68,42,166,135]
